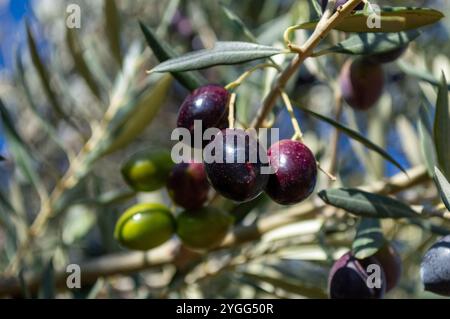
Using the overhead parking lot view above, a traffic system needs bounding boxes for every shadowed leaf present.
[313,30,420,57]
[318,188,420,219]
[352,218,384,259]
[139,21,204,91]
[433,73,450,179]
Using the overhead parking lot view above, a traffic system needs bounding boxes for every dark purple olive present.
[177,85,230,148]
[319,0,364,11]
[265,140,317,205]
[167,162,210,210]
[204,129,269,203]
[367,46,407,64]
[373,243,402,292]
[328,252,386,299]
[339,58,384,110]
[421,235,450,296]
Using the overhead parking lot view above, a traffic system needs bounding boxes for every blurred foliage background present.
[0,0,449,299]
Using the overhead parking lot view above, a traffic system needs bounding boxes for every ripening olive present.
[339,58,384,110]
[328,252,386,299]
[373,243,402,292]
[114,203,175,251]
[176,207,233,250]
[121,149,174,192]
[265,140,317,205]
[420,235,450,296]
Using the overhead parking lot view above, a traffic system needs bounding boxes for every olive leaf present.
[139,21,205,91]
[38,259,55,299]
[318,188,420,219]
[0,99,46,200]
[398,61,450,91]
[26,22,78,130]
[418,104,437,176]
[433,73,450,180]
[101,74,173,156]
[312,30,420,57]
[66,27,103,101]
[434,167,450,212]
[149,41,284,73]
[300,7,444,33]
[220,3,258,43]
[352,218,385,259]
[104,0,123,66]
[297,105,407,174]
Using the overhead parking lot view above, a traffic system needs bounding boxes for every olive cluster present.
[114,83,319,252]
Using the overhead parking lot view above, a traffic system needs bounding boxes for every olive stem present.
[251,0,362,129]
[279,89,303,142]
[317,161,337,182]
[228,93,237,129]
[224,63,282,91]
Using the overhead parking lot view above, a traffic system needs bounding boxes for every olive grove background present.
[0,0,449,299]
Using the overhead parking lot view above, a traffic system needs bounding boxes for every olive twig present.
[252,0,362,129]
[317,161,337,182]
[224,63,282,91]
[327,86,344,183]
[228,93,237,129]
[279,89,303,142]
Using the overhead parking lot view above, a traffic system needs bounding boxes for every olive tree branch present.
[251,0,362,129]
[0,165,430,297]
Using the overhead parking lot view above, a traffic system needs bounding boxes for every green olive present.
[176,207,233,250]
[121,149,174,192]
[114,203,175,251]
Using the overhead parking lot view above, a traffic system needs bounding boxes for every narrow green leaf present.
[87,278,105,299]
[352,218,384,259]
[150,41,284,73]
[398,61,450,91]
[318,188,420,219]
[300,7,444,33]
[313,30,420,57]
[433,73,450,179]
[418,105,437,176]
[220,3,258,42]
[15,51,69,154]
[298,106,407,174]
[66,27,103,100]
[26,23,73,126]
[101,75,173,156]
[104,0,123,66]
[139,21,204,91]
[38,259,55,299]
[434,167,450,212]
[0,99,46,199]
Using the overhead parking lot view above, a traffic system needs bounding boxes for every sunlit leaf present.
[150,41,284,73]
[318,188,420,219]
[300,7,444,33]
